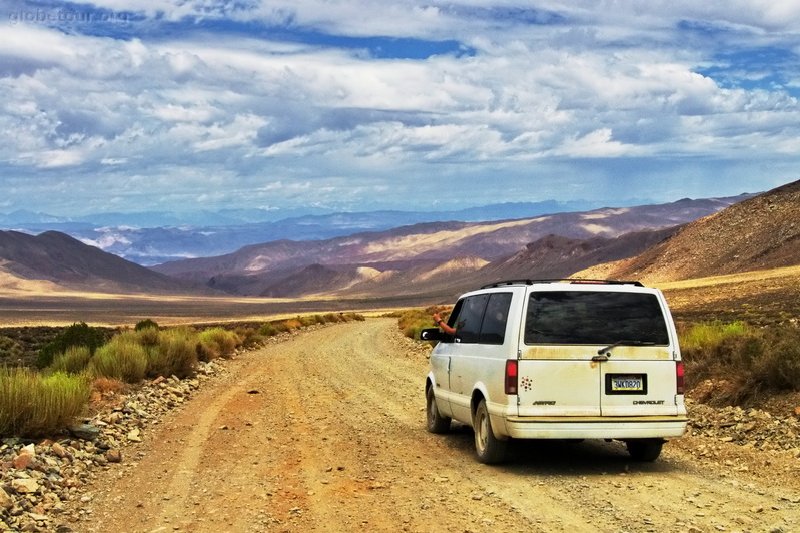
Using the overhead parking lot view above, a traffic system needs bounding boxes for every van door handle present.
[591,354,609,362]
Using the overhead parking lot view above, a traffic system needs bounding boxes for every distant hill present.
[587,180,800,282]
[0,230,197,294]
[153,196,747,296]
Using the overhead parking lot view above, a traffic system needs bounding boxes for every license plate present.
[611,376,644,392]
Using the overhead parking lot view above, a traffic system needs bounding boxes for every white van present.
[422,280,688,464]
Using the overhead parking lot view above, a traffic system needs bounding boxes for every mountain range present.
[152,195,748,298]
[0,200,605,265]
[5,182,800,302]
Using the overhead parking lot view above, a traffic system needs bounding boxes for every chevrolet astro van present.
[422,279,688,464]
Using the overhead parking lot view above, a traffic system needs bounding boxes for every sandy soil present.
[75,319,799,532]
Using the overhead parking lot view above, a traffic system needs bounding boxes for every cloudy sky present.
[1,1,799,217]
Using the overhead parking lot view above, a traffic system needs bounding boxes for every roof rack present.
[480,279,644,289]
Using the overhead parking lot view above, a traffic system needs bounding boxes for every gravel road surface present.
[78,319,799,532]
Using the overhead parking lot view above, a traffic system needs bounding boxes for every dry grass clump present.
[0,367,89,437]
[197,327,240,361]
[50,345,92,374]
[149,327,198,378]
[89,337,148,383]
[282,318,303,331]
[92,376,127,396]
[680,321,800,405]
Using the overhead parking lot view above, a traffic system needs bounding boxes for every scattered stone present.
[127,428,142,442]
[51,442,69,459]
[68,423,100,441]
[13,450,34,470]
[0,487,13,510]
[11,478,40,494]
[106,449,123,463]
[247,389,260,394]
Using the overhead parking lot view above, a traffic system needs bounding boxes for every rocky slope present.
[599,179,800,282]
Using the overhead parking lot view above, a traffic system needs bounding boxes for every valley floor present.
[2,265,800,328]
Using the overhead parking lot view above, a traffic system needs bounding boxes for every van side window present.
[453,294,489,343]
[479,293,512,345]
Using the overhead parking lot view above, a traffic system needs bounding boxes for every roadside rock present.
[687,399,800,452]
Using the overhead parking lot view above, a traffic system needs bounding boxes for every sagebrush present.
[0,367,89,437]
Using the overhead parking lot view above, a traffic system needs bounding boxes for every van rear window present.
[524,291,670,345]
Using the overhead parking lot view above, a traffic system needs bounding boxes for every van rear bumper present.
[502,416,688,440]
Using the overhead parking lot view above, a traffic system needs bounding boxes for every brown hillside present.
[0,230,198,294]
[478,226,679,281]
[606,180,800,282]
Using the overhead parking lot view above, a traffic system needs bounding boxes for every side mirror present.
[420,328,444,342]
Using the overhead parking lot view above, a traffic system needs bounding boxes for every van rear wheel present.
[626,439,664,461]
[426,386,451,434]
[474,400,507,464]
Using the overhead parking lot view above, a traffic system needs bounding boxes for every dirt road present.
[80,319,799,532]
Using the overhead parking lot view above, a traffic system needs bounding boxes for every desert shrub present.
[148,328,197,378]
[0,367,90,437]
[747,327,800,393]
[680,321,750,353]
[134,319,159,331]
[282,318,303,331]
[0,336,24,362]
[259,322,280,337]
[197,327,240,361]
[92,376,126,396]
[234,326,264,348]
[89,338,148,383]
[321,313,341,324]
[134,326,161,347]
[50,346,92,374]
[298,315,317,327]
[37,322,107,368]
[680,322,800,405]
[341,312,365,322]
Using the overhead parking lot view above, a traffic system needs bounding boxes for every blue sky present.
[1,0,799,217]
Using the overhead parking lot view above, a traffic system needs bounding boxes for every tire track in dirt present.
[157,384,243,523]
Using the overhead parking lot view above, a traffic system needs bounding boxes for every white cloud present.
[0,1,798,215]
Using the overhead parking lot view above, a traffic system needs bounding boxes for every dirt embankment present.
[66,319,799,532]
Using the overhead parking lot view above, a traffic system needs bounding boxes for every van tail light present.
[505,360,519,395]
[676,361,685,395]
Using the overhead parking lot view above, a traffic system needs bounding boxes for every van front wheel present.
[626,439,664,461]
[474,400,507,464]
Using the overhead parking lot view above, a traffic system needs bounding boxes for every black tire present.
[426,386,451,434]
[626,439,664,462]
[474,399,507,464]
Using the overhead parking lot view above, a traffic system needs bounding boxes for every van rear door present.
[517,288,677,418]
